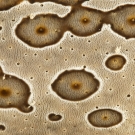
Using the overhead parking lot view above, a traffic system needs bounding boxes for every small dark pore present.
[103,116,108,120]
[36,26,47,35]
[0,88,11,97]
[48,113,62,121]
[0,125,5,131]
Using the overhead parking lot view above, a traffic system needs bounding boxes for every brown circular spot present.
[0,88,11,97]
[71,82,82,90]
[81,18,90,24]
[127,17,135,25]
[36,26,47,35]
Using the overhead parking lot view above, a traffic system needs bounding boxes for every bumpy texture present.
[0,0,135,135]
[15,14,64,48]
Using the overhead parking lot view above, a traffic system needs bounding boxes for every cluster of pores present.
[0,54,126,128]
[50,54,125,127]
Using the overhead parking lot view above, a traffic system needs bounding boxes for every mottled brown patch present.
[105,55,126,71]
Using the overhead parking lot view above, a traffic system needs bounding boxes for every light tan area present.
[0,0,135,135]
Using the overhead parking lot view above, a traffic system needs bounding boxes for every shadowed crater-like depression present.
[0,125,5,131]
[48,113,62,121]
[0,66,33,113]
[15,14,65,48]
[65,6,104,36]
[51,69,100,101]
[105,55,126,71]
[87,109,123,128]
